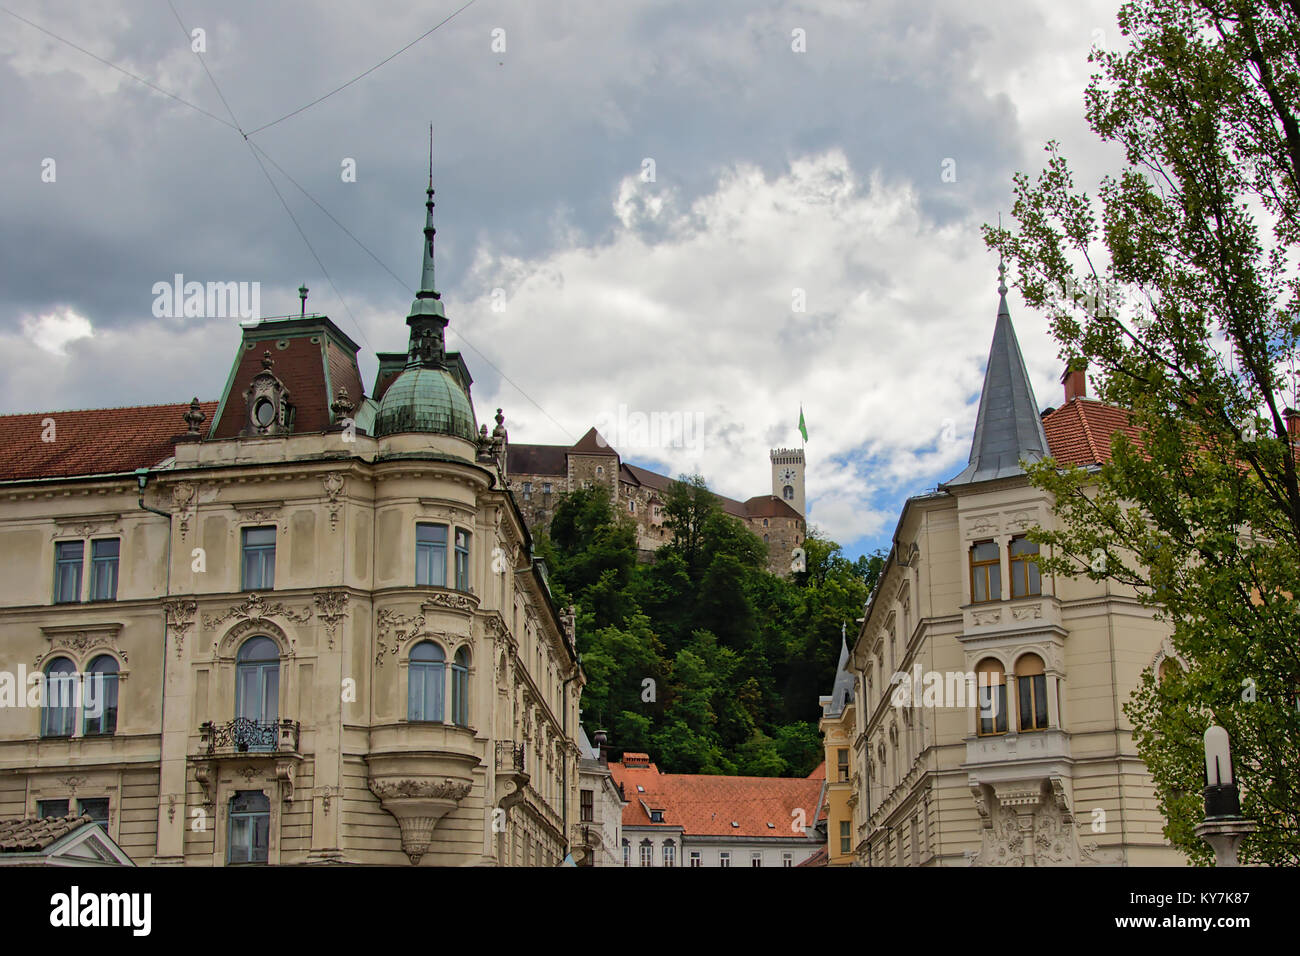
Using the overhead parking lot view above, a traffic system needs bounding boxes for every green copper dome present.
[373,367,477,441]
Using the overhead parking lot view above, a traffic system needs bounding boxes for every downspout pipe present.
[562,663,579,862]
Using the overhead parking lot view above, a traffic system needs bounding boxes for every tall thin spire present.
[943,261,1050,486]
[405,127,448,368]
[417,123,439,301]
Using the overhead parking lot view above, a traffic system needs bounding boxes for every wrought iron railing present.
[495,740,525,773]
[200,717,300,755]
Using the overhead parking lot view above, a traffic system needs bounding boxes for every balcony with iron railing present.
[199,717,300,756]
[495,741,526,774]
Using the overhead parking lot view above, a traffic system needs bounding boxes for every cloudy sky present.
[1,0,1131,559]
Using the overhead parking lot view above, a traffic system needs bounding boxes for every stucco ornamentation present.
[203,593,313,630]
[171,482,197,541]
[322,473,345,532]
[368,779,472,801]
[164,599,199,659]
[374,608,425,664]
[313,590,349,650]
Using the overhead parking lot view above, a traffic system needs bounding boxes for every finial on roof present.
[299,284,308,317]
[183,397,205,436]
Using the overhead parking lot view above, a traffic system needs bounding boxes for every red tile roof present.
[1042,398,1138,468]
[608,759,824,838]
[0,815,94,851]
[0,402,219,482]
[796,845,829,867]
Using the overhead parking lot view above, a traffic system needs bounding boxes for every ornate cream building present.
[0,178,585,866]
[838,266,1184,867]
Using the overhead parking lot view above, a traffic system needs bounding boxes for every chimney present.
[1285,408,1299,440]
[1062,364,1087,403]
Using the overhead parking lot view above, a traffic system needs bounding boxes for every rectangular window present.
[719,852,730,868]
[415,523,448,586]
[454,528,471,592]
[522,481,532,498]
[663,844,675,867]
[782,853,792,868]
[639,843,652,867]
[689,851,701,867]
[228,791,270,864]
[911,817,920,865]
[542,483,552,495]
[53,541,83,604]
[37,799,69,818]
[78,797,110,829]
[622,843,630,867]
[1018,674,1049,731]
[837,748,849,782]
[1009,536,1041,598]
[88,538,119,601]
[580,789,593,822]
[840,820,851,854]
[970,540,1001,603]
[240,527,276,591]
[978,681,1008,735]
[751,852,762,867]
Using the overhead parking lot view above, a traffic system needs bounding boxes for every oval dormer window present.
[253,397,275,428]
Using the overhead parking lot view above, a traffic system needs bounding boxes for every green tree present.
[992,0,1300,863]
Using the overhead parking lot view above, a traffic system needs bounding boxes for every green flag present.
[798,406,808,443]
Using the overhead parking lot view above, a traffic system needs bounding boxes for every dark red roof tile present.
[0,402,218,482]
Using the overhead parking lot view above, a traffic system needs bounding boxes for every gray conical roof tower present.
[827,630,855,717]
[944,262,1049,486]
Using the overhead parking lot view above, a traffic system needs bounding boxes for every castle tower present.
[770,447,805,516]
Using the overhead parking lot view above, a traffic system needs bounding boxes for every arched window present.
[622,839,630,867]
[663,839,676,867]
[83,655,119,736]
[1009,536,1041,597]
[41,657,77,737]
[451,647,470,727]
[970,541,1001,603]
[236,638,280,734]
[783,485,794,500]
[975,658,1007,736]
[639,839,653,867]
[408,641,446,722]
[762,519,769,528]
[1016,654,1048,731]
[1158,657,1183,685]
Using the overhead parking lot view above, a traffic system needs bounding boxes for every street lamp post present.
[1193,725,1255,867]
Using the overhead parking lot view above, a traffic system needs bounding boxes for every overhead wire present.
[6,1,574,438]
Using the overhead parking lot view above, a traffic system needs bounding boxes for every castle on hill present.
[506,431,807,575]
